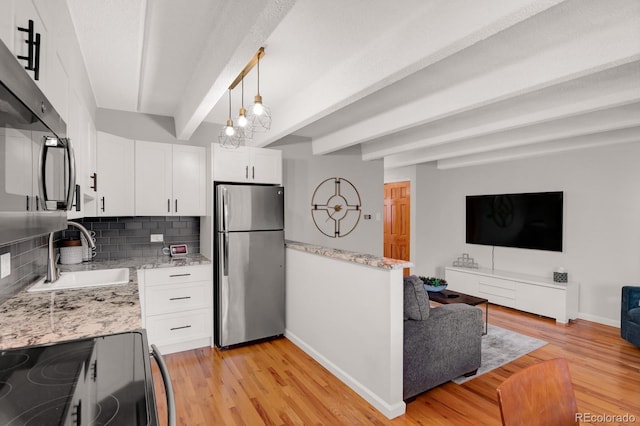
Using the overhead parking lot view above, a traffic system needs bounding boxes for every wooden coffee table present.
[428,289,489,335]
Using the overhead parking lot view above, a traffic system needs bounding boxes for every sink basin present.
[28,268,130,292]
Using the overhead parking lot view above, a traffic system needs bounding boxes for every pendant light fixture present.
[218,47,270,148]
[218,89,243,148]
[247,51,271,132]
[236,75,253,139]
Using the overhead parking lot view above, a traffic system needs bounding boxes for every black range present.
[0,330,169,426]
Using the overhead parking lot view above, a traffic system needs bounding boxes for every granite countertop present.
[0,254,211,350]
[285,240,413,270]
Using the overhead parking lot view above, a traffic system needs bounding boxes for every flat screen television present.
[466,191,563,252]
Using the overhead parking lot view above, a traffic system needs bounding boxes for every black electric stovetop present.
[0,331,157,425]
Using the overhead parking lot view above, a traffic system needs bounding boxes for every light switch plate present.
[0,253,10,278]
[150,234,164,242]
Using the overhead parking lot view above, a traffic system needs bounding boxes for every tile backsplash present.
[0,235,49,305]
[62,216,200,261]
[0,216,200,304]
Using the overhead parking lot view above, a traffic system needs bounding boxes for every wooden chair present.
[496,358,578,426]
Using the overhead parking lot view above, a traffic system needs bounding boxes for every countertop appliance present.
[0,330,175,426]
[0,38,75,246]
[214,183,285,348]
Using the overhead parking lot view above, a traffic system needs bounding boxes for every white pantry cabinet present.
[96,131,134,216]
[138,264,213,354]
[212,144,282,184]
[135,141,206,216]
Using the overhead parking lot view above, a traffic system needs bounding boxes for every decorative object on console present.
[419,276,448,292]
[553,267,568,283]
[453,253,478,269]
[311,177,362,238]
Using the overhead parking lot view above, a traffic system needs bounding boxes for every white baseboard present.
[577,312,620,328]
[285,329,406,420]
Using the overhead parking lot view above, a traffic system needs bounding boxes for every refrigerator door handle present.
[222,186,229,232]
[222,232,229,276]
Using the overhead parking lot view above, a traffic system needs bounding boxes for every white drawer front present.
[143,264,211,286]
[146,309,212,346]
[146,282,212,315]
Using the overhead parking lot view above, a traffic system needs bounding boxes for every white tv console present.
[444,267,579,323]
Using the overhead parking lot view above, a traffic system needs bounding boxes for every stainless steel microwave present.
[0,39,75,246]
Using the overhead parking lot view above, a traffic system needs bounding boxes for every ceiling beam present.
[244,0,567,149]
[361,64,640,160]
[435,127,640,170]
[312,2,640,156]
[384,104,640,168]
[173,0,295,141]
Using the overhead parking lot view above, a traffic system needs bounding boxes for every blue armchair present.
[621,286,640,347]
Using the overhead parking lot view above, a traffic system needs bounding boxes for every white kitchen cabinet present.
[96,131,134,216]
[212,144,282,184]
[138,264,213,354]
[135,141,206,216]
[0,0,15,53]
[13,0,47,91]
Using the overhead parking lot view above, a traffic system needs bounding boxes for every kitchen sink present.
[28,268,130,292]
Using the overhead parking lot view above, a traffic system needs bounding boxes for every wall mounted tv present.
[466,191,563,252]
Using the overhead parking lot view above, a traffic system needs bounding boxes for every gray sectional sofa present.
[403,275,482,400]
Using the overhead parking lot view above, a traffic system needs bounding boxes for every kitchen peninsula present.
[285,241,412,419]
[0,255,209,350]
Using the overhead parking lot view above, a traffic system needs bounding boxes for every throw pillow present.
[403,275,430,320]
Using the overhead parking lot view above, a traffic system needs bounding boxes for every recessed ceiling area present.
[66,0,640,170]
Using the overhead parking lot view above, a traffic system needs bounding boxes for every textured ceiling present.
[67,0,640,169]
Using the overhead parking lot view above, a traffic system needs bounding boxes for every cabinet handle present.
[90,173,97,191]
[100,197,105,212]
[170,325,192,331]
[252,166,255,179]
[175,199,178,213]
[169,296,191,301]
[35,195,39,211]
[33,33,40,81]
[167,199,170,213]
[169,273,191,278]
[26,195,30,211]
[17,20,35,70]
[245,165,248,179]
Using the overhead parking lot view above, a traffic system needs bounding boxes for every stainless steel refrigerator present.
[214,183,285,348]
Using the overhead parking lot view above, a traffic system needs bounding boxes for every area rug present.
[453,324,547,384]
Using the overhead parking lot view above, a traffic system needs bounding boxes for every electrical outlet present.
[150,234,164,243]
[0,253,10,279]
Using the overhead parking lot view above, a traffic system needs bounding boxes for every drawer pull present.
[169,296,191,301]
[170,325,192,331]
[169,273,191,278]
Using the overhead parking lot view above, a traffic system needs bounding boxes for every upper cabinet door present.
[13,0,47,91]
[212,144,282,185]
[251,148,282,185]
[172,144,205,216]
[96,131,134,216]
[0,0,15,51]
[135,140,173,216]
[212,144,252,182]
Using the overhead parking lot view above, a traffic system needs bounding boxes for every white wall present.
[413,142,640,326]
[96,108,217,147]
[285,248,405,419]
[279,140,384,255]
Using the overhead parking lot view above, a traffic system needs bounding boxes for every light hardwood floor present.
[152,305,640,425]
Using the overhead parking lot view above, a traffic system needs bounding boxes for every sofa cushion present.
[403,275,430,320]
[629,308,640,324]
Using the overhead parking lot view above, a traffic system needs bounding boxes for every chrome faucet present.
[46,221,96,283]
